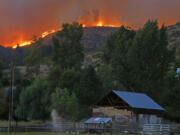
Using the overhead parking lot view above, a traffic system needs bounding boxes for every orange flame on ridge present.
[12,29,57,49]
[12,41,33,49]
[11,20,126,49]
[95,21,117,27]
[97,21,103,27]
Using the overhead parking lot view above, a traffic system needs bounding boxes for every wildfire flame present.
[12,41,33,49]
[11,20,124,49]
[41,30,56,38]
[0,0,179,49]
[12,29,57,49]
[95,21,117,27]
[81,20,121,28]
[97,21,103,27]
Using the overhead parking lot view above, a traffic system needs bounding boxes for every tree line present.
[0,20,180,122]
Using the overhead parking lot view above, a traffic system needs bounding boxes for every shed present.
[176,68,180,77]
[84,117,112,131]
[85,117,112,124]
[177,68,180,73]
[93,90,164,124]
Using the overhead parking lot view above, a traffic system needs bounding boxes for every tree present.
[0,58,8,119]
[51,88,79,120]
[0,58,3,79]
[16,76,51,121]
[60,69,81,94]
[97,64,124,94]
[0,89,8,119]
[50,66,104,120]
[73,66,103,118]
[103,26,135,64]
[160,69,180,121]
[49,22,84,89]
[24,37,43,79]
[102,26,136,91]
[13,68,32,120]
[102,20,175,100]
[0,57,3,86]
[52,22,84,70]
[163,78,180,121]
[76,66,103,105]
[128,20,175,97]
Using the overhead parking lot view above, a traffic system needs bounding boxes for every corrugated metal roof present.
[112,90,164,111]
[85,117,112,124]
[177,68,180,73]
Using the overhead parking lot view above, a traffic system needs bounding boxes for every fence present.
[142,124,170,135]
[0,122,180,134]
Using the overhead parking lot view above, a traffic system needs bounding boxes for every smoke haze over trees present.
[0,0,180,46]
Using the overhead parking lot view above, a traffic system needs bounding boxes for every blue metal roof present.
[176,68,180,77]
[85,117,112,124]
[177,68,180,73]
[112,90,164,111]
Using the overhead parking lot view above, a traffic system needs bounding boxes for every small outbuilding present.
[93,90,164,125]
[84,117,112,131]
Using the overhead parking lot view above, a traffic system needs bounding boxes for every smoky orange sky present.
[0,0,180,47]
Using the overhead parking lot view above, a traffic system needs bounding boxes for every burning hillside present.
[12,29,57,49]
[0,22,180,68]
[9,20,131,49]
[0,0,180,48]
[9,22,119,49]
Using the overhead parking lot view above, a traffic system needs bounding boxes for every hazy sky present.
[0,0,180,46]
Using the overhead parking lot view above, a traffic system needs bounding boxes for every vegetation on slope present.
[0,21,180,122]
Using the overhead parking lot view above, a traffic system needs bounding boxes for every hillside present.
[0,23,180,68]
[167,22,180,48]
[0,27,118,67]
[0,46,25,66]
[40,26,118,52]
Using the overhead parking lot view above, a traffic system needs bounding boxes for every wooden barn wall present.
[93,107,132,118]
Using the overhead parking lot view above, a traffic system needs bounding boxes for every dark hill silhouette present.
[0,24,180,67]
[0,27,119,67]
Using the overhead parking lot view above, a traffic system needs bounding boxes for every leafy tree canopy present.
[102,20,175,99]
[52,22,84,70]
[16,76,51,121]
[51,88,79,120]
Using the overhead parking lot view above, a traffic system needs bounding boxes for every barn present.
[92,90,164,125]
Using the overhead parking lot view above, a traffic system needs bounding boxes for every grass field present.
[0,133,64,135]
[0,133,136,135]
[0,121,48,127]
[0,133,56,135]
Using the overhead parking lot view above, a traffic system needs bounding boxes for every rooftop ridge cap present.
[112,90,146,95]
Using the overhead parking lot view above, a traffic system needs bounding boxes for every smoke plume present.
[0,0,180,47]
